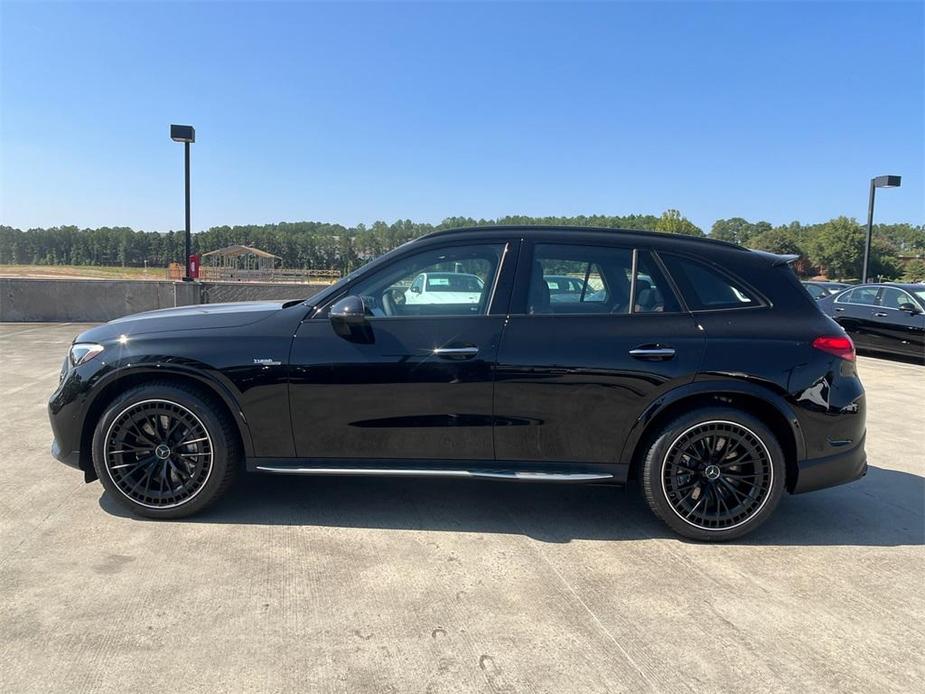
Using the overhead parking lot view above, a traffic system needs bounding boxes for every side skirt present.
[246,458,628,484]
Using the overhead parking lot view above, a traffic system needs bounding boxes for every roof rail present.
[416,224,746,250]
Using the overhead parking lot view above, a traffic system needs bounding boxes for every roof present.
[417,224,745,251]
[201,244,281,259]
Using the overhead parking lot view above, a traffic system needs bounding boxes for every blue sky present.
[1,1,922,233]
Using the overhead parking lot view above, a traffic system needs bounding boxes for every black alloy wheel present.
[104,399,214,508]
[92,382,239,519]
[641,408,786,541]
[661,420,773,530]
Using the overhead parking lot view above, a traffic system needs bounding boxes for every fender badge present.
[253,358,282,366]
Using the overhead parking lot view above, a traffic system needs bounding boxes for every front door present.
[875,286,925,356]
[289,240,516,461]
[493,242,705,466]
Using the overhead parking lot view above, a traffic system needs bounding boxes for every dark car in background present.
[802,280,850,300]
[818,283,925,359]
[49,226,867,541]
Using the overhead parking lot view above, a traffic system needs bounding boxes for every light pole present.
[170,124,196,281]
[862,174,901,283]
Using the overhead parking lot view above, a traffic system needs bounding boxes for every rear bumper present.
[791,432,867,494]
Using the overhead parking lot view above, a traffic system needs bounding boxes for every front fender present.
[83,361,256,459]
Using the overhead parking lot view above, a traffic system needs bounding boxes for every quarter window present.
[345,244,504,318]
[660,254,757,310]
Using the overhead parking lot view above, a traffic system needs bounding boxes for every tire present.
[92,381,240,519]
[640,407,785,542]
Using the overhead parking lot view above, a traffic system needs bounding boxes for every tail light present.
[812,335,856,361]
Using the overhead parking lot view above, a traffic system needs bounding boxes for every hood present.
[75,301,291,342]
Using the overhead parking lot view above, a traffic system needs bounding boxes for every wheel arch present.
[621,382,805,492]
[78,366,253,481]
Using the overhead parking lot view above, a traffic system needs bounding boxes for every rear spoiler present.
[772,253,800,267]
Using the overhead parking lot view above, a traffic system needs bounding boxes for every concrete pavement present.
[1,323,923,693]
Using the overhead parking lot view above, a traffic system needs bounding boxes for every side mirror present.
[329,295,374,342]
[898,302,921,315]
[410,284,421,294]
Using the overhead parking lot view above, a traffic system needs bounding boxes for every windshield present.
[912,288,925,306]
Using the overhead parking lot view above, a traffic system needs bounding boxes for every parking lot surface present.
[1,322,923,693]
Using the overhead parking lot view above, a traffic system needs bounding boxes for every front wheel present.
[640,408,785,541]
[92,382,239,519]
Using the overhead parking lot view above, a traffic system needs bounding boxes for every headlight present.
[69,343,104,367]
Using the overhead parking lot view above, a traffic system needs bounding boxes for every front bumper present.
[51,438,82,470]
[791,432,867,494]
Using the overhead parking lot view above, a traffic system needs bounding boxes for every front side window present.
[660,254,757,310]
[879,287,914,310]
[837,287,879,307]
[345,244,504,317]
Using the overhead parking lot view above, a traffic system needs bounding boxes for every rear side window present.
[634,252,681,313]
[529,244,632,314]
[660,254,757,310]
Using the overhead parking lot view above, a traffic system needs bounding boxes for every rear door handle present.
[835,307,845,312]
[433,346,479,360]
[628,345,676,360]
[873,312,888,318]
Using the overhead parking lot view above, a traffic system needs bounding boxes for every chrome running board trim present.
[254,466,613,482]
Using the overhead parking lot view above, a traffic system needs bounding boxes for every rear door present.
[832,286,882,350]
[492,241,704,466]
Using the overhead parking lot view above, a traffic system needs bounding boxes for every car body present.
[817,283,925,359]
[802,280,850,300]
[404,271,483,306]
[49,226,868,541]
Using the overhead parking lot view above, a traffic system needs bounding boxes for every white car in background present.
[405,272,484,305]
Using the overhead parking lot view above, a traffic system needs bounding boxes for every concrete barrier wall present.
[0,278,329,322]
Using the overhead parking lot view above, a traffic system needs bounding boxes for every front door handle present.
[628,345,676,360]
[835,307,845,312]
[433,346,479,360]
[873,312,888,318]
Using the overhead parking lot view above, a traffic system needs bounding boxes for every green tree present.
[901,258,925,282]
[655,209,704,237]
[806,217,864,280]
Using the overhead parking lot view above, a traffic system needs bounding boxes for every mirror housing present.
[898,302,921,315]
[410,284,421,294]
[329,295,374,342]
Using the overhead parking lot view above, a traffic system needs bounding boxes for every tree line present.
[1,209,923,280]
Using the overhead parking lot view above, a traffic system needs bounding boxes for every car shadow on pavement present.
[100,467,925,547]
[99,465,923,547]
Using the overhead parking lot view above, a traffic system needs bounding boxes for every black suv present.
[49,226,867,541]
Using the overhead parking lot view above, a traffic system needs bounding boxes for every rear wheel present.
[92,382,239,519]
[641,408,785,541]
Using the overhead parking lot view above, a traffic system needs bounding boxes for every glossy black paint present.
[50,225,867,496]
[818,283,925,358]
